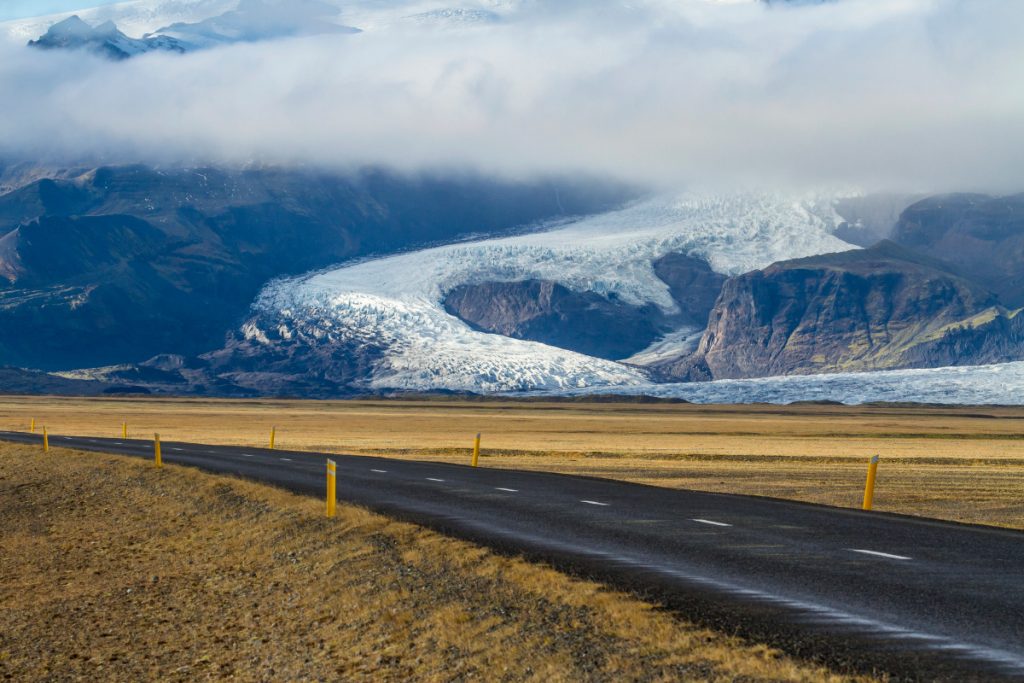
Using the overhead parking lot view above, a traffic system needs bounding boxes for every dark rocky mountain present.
[651,253,729,327]
[442,254,725,360]
[0,367,109,396]
[891,193,1024,307]
[47,339,368,398]
[196,320,384,397]
[444,280,670,360]
[0,165,633,371]
[656,240,1024,381]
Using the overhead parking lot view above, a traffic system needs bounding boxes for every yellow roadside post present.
[471,433,481,467]
[326,459,337,518]
[269,426,276,450]
[862,455,879,510]
[154,433,163,468]
[42,426,49,453]
[122,422,128,439]
[30,418,36,434]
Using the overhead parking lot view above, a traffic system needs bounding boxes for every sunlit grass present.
[4,395,1023,528]
[0,442,872,682]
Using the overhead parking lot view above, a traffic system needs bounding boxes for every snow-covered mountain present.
[1,0,512,41]
[2,0,238,42]
[2,0,831,45]
[150,0,359,50]
[21,1,360,58]
[250,192,856,392]
[27,15,189,59]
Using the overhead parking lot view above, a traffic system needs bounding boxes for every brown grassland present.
[0,442,874,682]
[2,395,1023,529]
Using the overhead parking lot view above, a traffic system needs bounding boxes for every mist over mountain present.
[2,0,1022,191]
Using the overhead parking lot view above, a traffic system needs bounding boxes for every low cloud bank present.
[0,0,1022,192]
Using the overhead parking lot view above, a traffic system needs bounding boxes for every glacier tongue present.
[255,191,857,392]
[551,361,1024,406]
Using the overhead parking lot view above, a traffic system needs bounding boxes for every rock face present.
[651,253,728,327]
[0,165,632,370]
[444,280,671,360]
[194,315,386,397]
[891,193,1024,307]
[442,253,726,361]
[658,241,1024,380]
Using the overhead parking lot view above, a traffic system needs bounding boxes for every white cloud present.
[0,0,1022,193]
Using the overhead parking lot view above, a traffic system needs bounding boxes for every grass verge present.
[4,396,1024,529]
[0,442,873,682]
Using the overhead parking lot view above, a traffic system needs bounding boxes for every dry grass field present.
[3,395,1023,529]
[0,442,872,682]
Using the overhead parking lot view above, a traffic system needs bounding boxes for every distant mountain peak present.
[93,20,122,36]
[45,15,93,37]
[28,15,189,60]
[27,0,359,60]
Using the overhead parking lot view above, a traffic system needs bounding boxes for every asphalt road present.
[3,430,1022,681]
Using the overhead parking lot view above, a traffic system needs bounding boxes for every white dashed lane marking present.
[171,448,184,451]
[849,549,912,561]
[280,458,293,462]
[426,477,445,482]
[581,500,610,507]
[495,487,518,493]
[693,519,732,527]
[371,469,388,473]
[241,454,255,458]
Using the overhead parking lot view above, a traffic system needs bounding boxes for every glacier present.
[549,362,1024,406]
[251,188,1024,405]
[254,192,857,393]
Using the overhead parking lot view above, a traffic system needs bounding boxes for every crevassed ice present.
[256,191,856,392]
[546,361,1024,406]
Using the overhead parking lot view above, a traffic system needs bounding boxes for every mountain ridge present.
[0,164,632,371]
[657,239,1024,381]
[28,15,190,59]
[24,1,360,60]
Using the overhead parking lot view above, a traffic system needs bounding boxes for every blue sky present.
[0,1,122,22]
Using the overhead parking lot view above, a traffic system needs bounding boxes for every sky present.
[0,0,1022,194]
[0,1,121,22]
